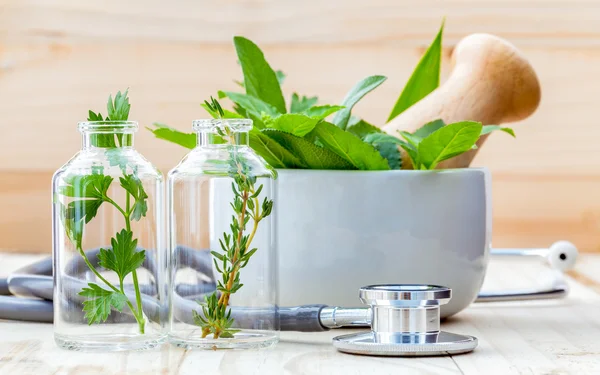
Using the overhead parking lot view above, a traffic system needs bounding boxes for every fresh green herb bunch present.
[149,20,515,171]
[191,97,274,340]
[59,90,149,334]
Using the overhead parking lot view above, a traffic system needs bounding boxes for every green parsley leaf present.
[98,229,146,283]
[79,283,128,325]
[60,174,114,224]
[119,174,148,221]
[107,89,131,121]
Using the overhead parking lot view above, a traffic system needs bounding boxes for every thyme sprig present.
[192,97,274,339]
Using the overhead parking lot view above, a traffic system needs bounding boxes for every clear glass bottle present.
[167,119,278,349]
[52,121,166,351]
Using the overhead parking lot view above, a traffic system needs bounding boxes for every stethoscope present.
[0,240,578,356]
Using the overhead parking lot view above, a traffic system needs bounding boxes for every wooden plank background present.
[1,0,600,253]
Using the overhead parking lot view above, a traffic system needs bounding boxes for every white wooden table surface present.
[1,252,600,375]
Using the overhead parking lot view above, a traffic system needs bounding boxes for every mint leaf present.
[79,283,128,324]
[119,174,148,221]
[98,229,146,283]
[263,129,354,169]
[418,121,482,169]
[481,125,516,137]
[266,114,319,137]
[303,105,344,120]
[250,129,306,168]
[290,93,318,113]
[233,36,286,113]
[332,75,387,130]
[414,119,446,138]
[387,20,444,122]
[311,122,390,170]
[147,123,196,149]
[346,120,382,139]
[221,91,280,126]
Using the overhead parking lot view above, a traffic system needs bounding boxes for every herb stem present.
[123,191,144,333]
[104,196,128,219]
[77,246,120,294]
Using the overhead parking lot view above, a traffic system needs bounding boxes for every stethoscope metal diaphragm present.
[332,285,478,357]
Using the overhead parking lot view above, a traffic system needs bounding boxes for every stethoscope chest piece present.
[332,284,478,357]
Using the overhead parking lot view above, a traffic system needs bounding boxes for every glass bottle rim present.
[78,121,138,133]
[192,118,252,132]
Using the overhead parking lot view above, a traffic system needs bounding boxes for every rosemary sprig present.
[192,97,274,339]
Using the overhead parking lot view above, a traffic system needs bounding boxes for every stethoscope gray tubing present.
[0,242,578,329]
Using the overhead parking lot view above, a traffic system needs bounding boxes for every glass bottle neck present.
[82,132,135,149]
[198,131,249,147]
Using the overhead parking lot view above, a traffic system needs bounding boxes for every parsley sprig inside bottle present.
[167,98,279,350]
[52,89,166,351]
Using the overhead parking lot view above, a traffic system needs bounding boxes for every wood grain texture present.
[1,252,599,374]
[1,0,600,252]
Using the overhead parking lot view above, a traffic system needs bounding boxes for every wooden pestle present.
[381,33,541,169]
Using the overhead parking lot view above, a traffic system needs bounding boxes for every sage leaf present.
[233,36,287,113]
[263,129,354,170]
[387,20,444,122]
[266,113,320,137]
[311,122,390,170]
[290,93,318,113]
[481,125,516,137]
[303,105,344,120]
[417,121,482,169]
[332,75,387,130]
[249,129,306,168]
[147,123,196,149]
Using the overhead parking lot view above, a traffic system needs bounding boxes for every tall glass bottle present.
[167,118,278,349]
[52,121,166,351]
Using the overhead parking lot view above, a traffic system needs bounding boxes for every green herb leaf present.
[79,283,128,325]
[387,20,444,122]
[119,174,149,221]
[290,93,318,113]
[263,129,354,169]
[303,105,344,120]
[233,36,286,113]
[417,121,482,169]
[373,142,402,170]
[249,129,306,168]
[201,103,244,119]
[310,122,390,170]
[60,174,114,224]
[414,119,446,138]
[221,91,280,126]
[107,89,131,121]
[481,125,516,137]
[98,229,146,283]
[346,120,382,139]
[332,75,387,130]
[105,148,129,172]
[147,123,196,149]
[266,114,320,137]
